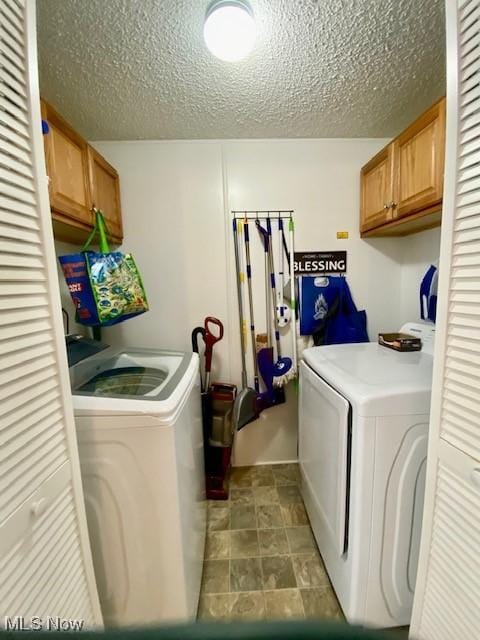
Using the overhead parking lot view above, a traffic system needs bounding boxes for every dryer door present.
[299,361,351,556]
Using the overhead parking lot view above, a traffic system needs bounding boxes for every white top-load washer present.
[68,340,206,628]
[299,322,435,628]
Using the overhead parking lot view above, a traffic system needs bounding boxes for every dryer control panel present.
[399,322,436,356]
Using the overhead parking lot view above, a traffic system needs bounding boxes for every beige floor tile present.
[291,553,330,588]
[281,503,309,526]
[261,555,297,590]
[272,465,299,486]
[231,505,256,529]
[256,504,284,528]
[230,592,265,621]
[258,528,289,555]
[300,587,343,620]
[205,531,230,559]
[230,557,263,592]
[251,467,275,487]
[229,466,255,488]
[230,530,259,558]
[264,588,305,619]
[208,499,229,509]
[201,559,230,594]
[286,526,317,553]
[230,488,254,504]
[253,486,279,505]
[207,506,230,532]
[197,593,232,620]
[277,485,303,504]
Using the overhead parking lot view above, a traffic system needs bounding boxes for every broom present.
[255,219,293,387]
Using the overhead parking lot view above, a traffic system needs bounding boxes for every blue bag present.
[59,209,149,327]
[299,275,369,345]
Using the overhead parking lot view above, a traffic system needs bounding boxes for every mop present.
[276,217,291,327]
[232,218,260,430]
[288,217,298,379]
[255,219,293,387]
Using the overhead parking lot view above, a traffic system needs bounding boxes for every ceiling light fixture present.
[203,0,256,62]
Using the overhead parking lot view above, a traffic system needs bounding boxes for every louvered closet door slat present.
[0,221,41,245]
[0,35,25,74]
[3,0,24,17]
[0,96,29,125]
[0,0,100,624]
[461,7,480,39]
[412,3,480,637]
[440,1,480,459]
[0,2,24,38]
[455,212,480,230]
[419,443,480,639]
[0,465,94,621]
[0,150,33,178]
[0,196,38,218]
[459,119,480,143]
[460,2,480,27]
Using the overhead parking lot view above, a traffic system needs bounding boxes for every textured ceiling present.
[37,0,445,140]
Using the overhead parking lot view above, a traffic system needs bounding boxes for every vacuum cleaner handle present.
[191,326,206,354]
[204,316,224,373]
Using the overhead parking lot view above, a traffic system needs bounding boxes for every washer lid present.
[303,342,433,415]
[72,349,191,401]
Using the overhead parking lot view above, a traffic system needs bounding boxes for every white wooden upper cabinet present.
[0,0,102,627]
[411,1,480,638]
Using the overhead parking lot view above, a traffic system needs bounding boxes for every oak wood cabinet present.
[87,146,123,241]
[40,100,92,229]
[41,99,123,244]
[360,144,395,232]
[360,97,445,237]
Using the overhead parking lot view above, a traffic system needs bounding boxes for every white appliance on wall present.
[68,341,206,627]
[0,0,102,626]
[299,322,435,628]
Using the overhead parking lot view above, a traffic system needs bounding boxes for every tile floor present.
[198,463,344,622]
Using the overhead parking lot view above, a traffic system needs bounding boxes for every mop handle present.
[289,217,297,371]
[232,219,248,388]
[256,220,281,359]
[278,218,284,302]
[244,222,260,392]
[255,219,272,346]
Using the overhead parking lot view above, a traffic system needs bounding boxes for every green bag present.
[59,208,149,327]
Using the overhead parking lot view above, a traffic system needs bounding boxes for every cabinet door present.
[360,144,394,233]
[87,146,123,241]
[41,100,92,227]
[395,98,446,219]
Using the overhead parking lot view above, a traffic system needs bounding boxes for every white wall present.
[398,227,442,326]
[84,138,438,465]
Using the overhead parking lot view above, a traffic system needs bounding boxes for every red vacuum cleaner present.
[192,317,236,500]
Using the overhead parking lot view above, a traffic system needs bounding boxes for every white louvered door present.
[410,1,480,638]
[0,0,102,627]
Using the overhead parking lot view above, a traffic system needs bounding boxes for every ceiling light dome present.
[203,0,256,62]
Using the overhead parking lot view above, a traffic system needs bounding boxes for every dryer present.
[68,341,206,627]
[299,322,435,628]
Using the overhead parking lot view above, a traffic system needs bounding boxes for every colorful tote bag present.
[59,209,149,327]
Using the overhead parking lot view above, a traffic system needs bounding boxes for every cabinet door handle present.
[383,204,389,210]
[390,201,397,209]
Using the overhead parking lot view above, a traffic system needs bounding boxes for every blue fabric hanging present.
[420,265,438,323]
[299,276,369,345]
